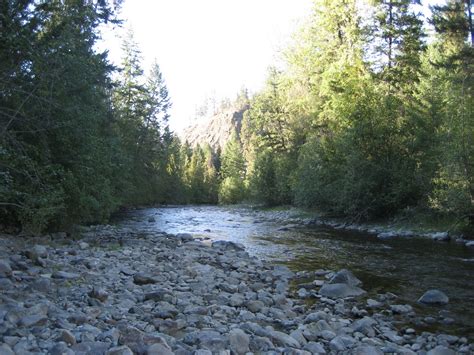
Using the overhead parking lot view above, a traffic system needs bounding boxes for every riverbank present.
[251,205,474,247]
[0,224,472,354]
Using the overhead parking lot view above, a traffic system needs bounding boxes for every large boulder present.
[418,290,449,305]
[319,269,366,298]
[328,269,362,287]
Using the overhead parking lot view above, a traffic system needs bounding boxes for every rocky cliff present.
[180,104,249,150]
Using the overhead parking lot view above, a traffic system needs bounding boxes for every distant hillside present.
[180,104,249,150]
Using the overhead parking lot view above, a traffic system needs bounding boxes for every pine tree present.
[218,132,246,204]
[368,0,425,90]
[426,0,474,227]
[0,0,121,232]
[146,60,171,131]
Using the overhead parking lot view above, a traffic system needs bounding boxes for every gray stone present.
[250,336,274,352]
[272,265,294,279]
[290,329,307,346]
[0,344,14,355]
[382,330,404,344]
[119,326,170,354]
[246,300,264,313]
[26,245,48,260]
[304,342,326,354]
[49,342,74,355]
[71,341,109,354]
[367,298,382,308]
[304,311,328,323]
[67,312,88,325]
[0,260,12,277]
[97,328,121,345]
[79,242,90,249]
[319,283,366,298]
[377,232,398,239]
[89,287,109,302]
[0,278,13,290]
[144,289,170,302]
[351,317,376,337]
[329,269,362,287]
[211,240,245,251]
[353,345,383,355]
[154,302,179,318]
[229,293,245,307]
[147,344,173,355]
[229,328,250,354]
[329,335,356,351]
[298,288,309,298]
[52,271,80,279]
[31,277,52,292]
[106,345,134,355]
[133,272,158,285]
[418,290,449,305]
[303,319,333,341]
[320,330,336,340]
[430,232,450,242]
[390,304,414,314]
[193,350,212,355]
[19,314,47,327]
[57,329,76,345]
[183,330,228,351]
[176,233,194,242]
[268,330,300,348]
[427,345,456,355]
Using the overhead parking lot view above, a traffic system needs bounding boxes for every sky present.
[100,0,313,132]
[99,0,444,133]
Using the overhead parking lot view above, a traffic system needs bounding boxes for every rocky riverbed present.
[0,225,472,354]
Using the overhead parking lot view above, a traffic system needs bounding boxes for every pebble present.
[229,328,250,354]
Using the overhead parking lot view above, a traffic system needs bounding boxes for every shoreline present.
[0,224,472,354]
[250,206,474,247]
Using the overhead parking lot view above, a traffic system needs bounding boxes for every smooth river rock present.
[418,289,449,305]
[319,283,366,298]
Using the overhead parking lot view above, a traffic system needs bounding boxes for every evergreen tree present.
[425,0,474,227]
[218,132,246,204]
[1,0,121,232]
[368,0,425,89]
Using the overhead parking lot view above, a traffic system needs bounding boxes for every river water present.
[117,205,474,338]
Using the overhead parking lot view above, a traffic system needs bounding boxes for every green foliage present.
[218,132,246,204]
[0,0,185,233]
[0,0,123,232]
[421,1,474,226]
[251,150,296,206]
[218,177,245,204]
[2,0,472,233]
[240,0,473,229]
[251,150,278,206]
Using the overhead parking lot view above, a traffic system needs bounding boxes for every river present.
[116,205,474,339]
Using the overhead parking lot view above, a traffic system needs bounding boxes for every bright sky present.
[101,0,313,132]
[100,0,444,133]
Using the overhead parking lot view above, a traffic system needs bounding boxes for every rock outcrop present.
[180,104,248,150]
